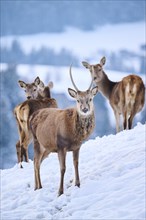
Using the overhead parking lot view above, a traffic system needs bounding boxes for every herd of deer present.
[14,57,145,196]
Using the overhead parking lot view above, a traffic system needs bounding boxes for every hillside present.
[1,123,145,220]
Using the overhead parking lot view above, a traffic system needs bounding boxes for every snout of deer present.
[78,101,91,115]
[82,108,88,113]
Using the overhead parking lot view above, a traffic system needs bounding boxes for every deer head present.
[18,77,42,99]
[68,65,98,116]
[82,57,106,84]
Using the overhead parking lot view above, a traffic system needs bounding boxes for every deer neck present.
[76,111,95,140]
[97,71,117,100]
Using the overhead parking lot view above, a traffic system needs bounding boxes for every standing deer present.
[82,57,145,132]
[14,77,56,166]
[29,65,98,196]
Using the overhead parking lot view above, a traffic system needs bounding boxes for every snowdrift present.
[1,123,145,219]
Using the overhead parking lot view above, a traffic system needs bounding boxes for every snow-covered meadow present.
[1,123,145,220]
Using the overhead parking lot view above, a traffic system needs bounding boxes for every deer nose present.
[27,96,31,99]
[82,108,88,113]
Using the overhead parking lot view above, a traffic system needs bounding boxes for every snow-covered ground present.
[1,123,145,220]
[1,22,145,59]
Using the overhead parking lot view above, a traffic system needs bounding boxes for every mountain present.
[1,123,145,219]
[1,1,145,36]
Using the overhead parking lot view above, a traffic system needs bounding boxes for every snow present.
[1,22,145,59]
[1,123,146,220]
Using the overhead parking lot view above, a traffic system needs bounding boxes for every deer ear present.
[91,86,98,96]
[82,61,90,69]
[100,57,106,66]
[68,88,77,98]
[39,80,45,89]
[48,81,53,89]
[18,80,27,89]
[34,76,40,86]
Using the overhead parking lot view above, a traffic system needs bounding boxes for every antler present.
[69,64,79,91]
[88,76,93,90]
[69,64,93,91]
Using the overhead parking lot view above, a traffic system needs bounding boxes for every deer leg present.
[128,113,134,129]
[58,149,66,196]
[114,111,121,133]
[24,148,29,163]
[123,111,128,130]
[73,149,80,187]
[16,125,24,167]
[20,145,24,162]
[21,145,29,162]
[16,140,23,168]
[19,132,28,163]
[16,140,21,163]
[20,144,29,163]
[34,157,42,190]
[34,139,44,190]
[21,135,31,163]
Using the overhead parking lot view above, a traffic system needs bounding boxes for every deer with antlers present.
[82,57,145,132]
[29,65,98,196]
[14,77,57,167]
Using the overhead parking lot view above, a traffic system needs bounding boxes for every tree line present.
[1,40,145,74]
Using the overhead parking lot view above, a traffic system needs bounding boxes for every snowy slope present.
[1,123,145,220]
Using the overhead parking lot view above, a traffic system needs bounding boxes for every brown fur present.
[15,77,55,166]
[30,108,95,151]
[82,57,145,132]
[18,76,53,100]
[14,98,58,166]
[30,81,98,196]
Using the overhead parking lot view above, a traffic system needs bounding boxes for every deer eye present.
[33,89,36,91]
[77,100,80,103]
[89,98,92,102]
[94,77,97,80]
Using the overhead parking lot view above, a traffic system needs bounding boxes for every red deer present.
[82,57,145,132]
[18,76,53,99]
[29,65,98,196]
[14,98,58,167]
[14,77,56,167]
